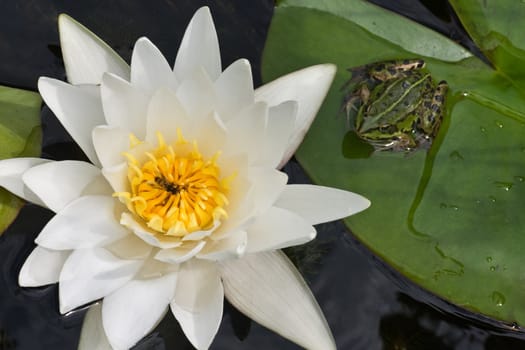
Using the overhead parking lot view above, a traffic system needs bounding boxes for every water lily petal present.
[275,185,371,225]
[0,157,51,206]
[145,88,191,145]
[176,68,217,120]
[78,303,112,350]
[217,165,286,241]
[82,174,113,197]
[212,160,283,238]
[171,259,223,350]
[136,257,179,280]
[38,78,104,166]
[131,37,177,93]
[258,101,297,168]
[22,160,105,213]
[35,195,128,250]
[100,73,149,138]
[102,273,177,350]
[197,230,247,260]
[174,6,221,82]
[219,250,336,350]
[59,247,143,313]
[120,212,183,249]
[248,167,288,216]
[254,64,336,167]
[245,206,315,253]
[223,102,268,164]
[154,241,206,264]
[190,112,227,159]
[58,14,130,84]
[92,126,130,169]
[105,234,152,261]
[101,162,128,193]
[214,58,254,119]
[210,165,253,236]
[18,246,70,287]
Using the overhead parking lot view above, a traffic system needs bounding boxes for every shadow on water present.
[3,0,525,349]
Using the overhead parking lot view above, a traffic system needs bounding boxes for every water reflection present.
[0,328,16,350]
[0,205,81,349]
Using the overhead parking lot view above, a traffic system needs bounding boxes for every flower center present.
[116,131,231,237]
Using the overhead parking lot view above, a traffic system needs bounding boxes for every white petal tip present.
[57,13,74,28]
[37,77,54,93]
[276,185,371,225]
[135,36,151,45]
[237,58,250,67]
[58,13,130,84]
[18,274,34,288]
[307,63,337,79]
[195,6,211,16]
[351,195,371,215]
[59,305,69,315]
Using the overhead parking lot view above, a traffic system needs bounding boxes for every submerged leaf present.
[0,85,42,235]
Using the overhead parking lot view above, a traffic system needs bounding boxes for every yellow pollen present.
[116,130,231,237]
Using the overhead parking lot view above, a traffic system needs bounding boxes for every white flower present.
[0,7,370,350]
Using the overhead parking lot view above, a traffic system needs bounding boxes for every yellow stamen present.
[116,130,232,237]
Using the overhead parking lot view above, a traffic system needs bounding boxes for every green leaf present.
[450,0,525,91]
[0,85,42,235]
[263,0,525,324]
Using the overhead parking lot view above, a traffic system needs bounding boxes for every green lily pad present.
[450,0,525,91]
[262,0,525,324]
[0,85,42,235]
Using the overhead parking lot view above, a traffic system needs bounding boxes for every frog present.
[342,59,448,152]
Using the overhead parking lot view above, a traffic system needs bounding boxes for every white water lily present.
[0,7,370,350]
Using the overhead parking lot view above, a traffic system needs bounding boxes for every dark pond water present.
[1,1,525,349]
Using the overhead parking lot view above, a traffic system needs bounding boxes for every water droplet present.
[514,176,525,183]
[495,121,504,128]
[450,205,459,211]
[480,126,487,133]
[440,203,447,209]
[491,291,506,307]
[449,150,464,160]
[489,195,497,203]
[486,256,493,263]
[493,181,513,191]
[490,266,496,272]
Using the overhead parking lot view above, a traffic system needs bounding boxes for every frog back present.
[361,72,431,131]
